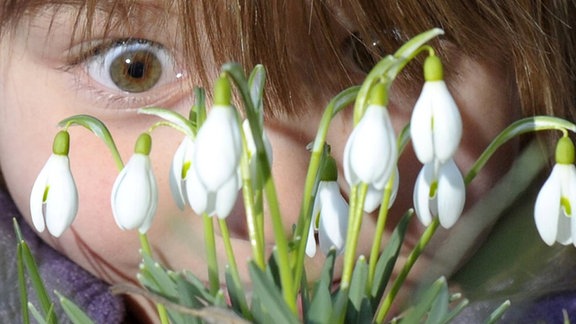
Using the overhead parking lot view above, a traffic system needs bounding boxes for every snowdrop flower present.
[170,136,194,210]
[306,156,349,257]
[534,136,576,246]
[410,55,462,164]
[344,83,397,191]
[30,131,78,237]
[363,167,400,213]
[111,133,158,233]
[413,159,465,229]
[187,76,242,218]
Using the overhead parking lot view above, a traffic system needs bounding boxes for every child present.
[0,1,575,322]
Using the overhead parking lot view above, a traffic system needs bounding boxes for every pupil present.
[110,49,162,93]
[127,61,145,79]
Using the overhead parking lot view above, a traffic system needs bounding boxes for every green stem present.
[367,176,395,290]
[340,183,368,289]
[59,115,124,170]
[353,28,444,123]
[291,86,360,298]
[263,173,297,312]
[203,214,220,295]
[465,116,576,184]
[138,232,152,257]
[374,218,440,323]
[239,118,266,269]
[223,64,296,312]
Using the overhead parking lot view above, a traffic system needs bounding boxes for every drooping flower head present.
[306,154,349,257]
[30,130,78,237]
[111,133,158,233]
[413,159,465,229]
[344,82,397,192]
[410,55,462,164]
[187,75,242,218]
[535,136,576,246]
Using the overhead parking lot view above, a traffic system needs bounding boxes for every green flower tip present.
[424,55,444,82]
[319,155,338,182]
[214,75,232,106]
[135,133,152,155]
[369,82,388,106]
[52,130,70,156]
[556,136,575,165]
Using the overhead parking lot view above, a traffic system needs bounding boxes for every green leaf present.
[425,278,449,324]
[248,262,299,324]
[16,232,30,324]
[371,210,413,301]
[486,300,511,324]
[400,277,446,323]
[346,256,372,324]
[306,249,336,324]
[58,115,123,170]
[27,302,47,324]
[20,240,57,324]
[248,64,267,126]
[225,267,250,319]
[138,253,179,299]
[55,291,95,324]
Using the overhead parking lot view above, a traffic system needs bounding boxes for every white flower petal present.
[363,186,383,213]
[305,218,317,257]
[344,105,396,187]
[111,154,157,231]
[410,88,435,164]
[30,159,51,233]
[534,165,562,246]
[215,174,241,219]
[170,137,194,210]
[343,127,359,186]
[413,163,433,226]
[317,182,349,255]
[45,156,78,237]
[436,159,465,229]
[194,106,242,191]
[186,168,209,215]
[428,82,462,163]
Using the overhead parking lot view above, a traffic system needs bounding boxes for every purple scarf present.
[0,190,125,323]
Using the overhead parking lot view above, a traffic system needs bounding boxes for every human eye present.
[68,38,187,109]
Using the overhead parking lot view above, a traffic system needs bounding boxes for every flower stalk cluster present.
[26,27,576,324]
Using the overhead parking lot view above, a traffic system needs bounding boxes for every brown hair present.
[1,0,575,120]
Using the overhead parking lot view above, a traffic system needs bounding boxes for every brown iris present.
[109,49,162,93]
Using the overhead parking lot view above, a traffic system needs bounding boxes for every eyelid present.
[63,37,189,110]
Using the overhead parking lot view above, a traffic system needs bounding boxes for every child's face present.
[0,2,517,316]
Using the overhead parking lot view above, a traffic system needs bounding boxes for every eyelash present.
[65,38,187,110]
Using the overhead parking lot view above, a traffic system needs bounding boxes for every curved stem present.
[465,116,576,184]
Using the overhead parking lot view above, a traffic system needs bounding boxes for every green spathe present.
[52,131,70,156]
[556,135,575,164]
[135,133,152,155]
[214,75,232,106]
[424,55,443,82]
[369,82,388,106]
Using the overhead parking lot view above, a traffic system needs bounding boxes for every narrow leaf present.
[55,291,96,324]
